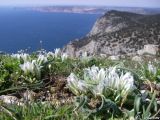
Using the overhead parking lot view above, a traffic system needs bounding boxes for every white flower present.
[106,67,119,88]
[67,73,79,87]
[84,66,106,83]
[20,60,42,75]
[52,48,68,61]
[67,73,80,95]
[20,61,35,74]
[12,53,29,62]
[148,62,157,75]
[61,53,68,61]
[37,54,48,65]
[119,72,134,95]
[92,80,105,95]
[67,73,88,95]
[105,67,134,95]
[77,80,88,92]
[48,64,52,69]
[54,48,61,58]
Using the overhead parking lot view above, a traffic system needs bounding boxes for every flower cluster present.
[11,53,30,62]
[67,66,135,97]
[11,48,68,77]
[52,48,68,61]
[19,60,42,75]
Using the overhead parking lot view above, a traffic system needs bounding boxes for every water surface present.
[0,8,100,53]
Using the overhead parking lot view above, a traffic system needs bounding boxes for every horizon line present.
[0,5,160,9]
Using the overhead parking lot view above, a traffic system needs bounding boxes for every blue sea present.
[0,8,100,53]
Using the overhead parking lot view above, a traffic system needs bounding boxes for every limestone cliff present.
[63,10,160,57]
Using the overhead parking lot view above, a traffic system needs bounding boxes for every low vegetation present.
[0,49,160,120]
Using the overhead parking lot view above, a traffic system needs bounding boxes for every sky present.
[0,0,160,8]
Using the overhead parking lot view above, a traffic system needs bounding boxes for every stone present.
[144,44,159,55]
[108,55,120,60]
[132,56,142,62]
[22,90,36,101]
[137,49,144,55]
[63,43,75,58]
[100,54,107,58]
[137,44,159,55]
[0,95,23,105]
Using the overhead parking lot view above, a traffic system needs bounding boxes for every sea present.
[0,7,100,53]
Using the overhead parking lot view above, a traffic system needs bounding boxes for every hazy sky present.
[0,0,160,8]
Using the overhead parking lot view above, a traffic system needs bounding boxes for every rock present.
[100,54,107,58]
[132,56,142,62]
[75,41,97,57]
[143,44,159,55]
[0,95,23,105]
[108,55,120,60]
[137,49,144,55]
[137,44,159,55]
[120,55,126,59]
[63,43,75,58]
[22,90,36,101]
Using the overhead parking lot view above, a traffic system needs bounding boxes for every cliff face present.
[88,10,143,36]
[63,10,160,57]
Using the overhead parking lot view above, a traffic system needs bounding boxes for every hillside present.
[63,10,160,57]
[30,6,160,15]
